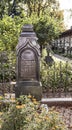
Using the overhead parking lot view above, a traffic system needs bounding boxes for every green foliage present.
[0,95,67,130]
[32,13,62,50]
[0,51,16,82]
[0,0,24,18]
[40,58,72,91]
[21,0,65,49]
[0,0,65,51]
[0,0,62,18]
[0,16,22,51]
[0,15,33,51]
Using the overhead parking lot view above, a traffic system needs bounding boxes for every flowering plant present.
[0,95,67,130]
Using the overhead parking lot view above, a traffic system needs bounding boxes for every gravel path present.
[53,106,72,130]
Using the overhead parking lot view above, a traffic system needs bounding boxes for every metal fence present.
[41,60,72,98]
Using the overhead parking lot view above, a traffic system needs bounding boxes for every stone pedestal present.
[15,24,42,100]
[15,81,42,100]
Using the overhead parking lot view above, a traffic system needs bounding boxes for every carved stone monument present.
[15,24,42,100]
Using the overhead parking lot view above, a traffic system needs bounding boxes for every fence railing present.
[41,60,72,98]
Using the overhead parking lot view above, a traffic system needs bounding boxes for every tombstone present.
[15,24,42,100]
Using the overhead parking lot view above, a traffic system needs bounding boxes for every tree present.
[0,0,23,19]
[23,0,60,17]
[31,13,63,51]
[0,0,65,51]
[23,0,65,50]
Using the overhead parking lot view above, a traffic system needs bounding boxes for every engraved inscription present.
[20,50,36,80]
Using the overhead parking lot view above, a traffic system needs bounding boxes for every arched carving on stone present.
[17,41,40,81]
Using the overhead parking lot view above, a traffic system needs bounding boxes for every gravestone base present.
[15,81,42,100]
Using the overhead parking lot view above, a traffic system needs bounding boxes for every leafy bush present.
[0,95,67,130]
[0,51,16,82]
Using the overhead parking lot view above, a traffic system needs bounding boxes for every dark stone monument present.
[15,24,42,100]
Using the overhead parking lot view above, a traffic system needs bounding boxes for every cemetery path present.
[52,54,72,63]
[53,106,72,130]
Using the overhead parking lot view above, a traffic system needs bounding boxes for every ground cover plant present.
[0,95,68,130]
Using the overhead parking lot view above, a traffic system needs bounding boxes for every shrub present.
[0,95,67,130]
[0,51,16,82]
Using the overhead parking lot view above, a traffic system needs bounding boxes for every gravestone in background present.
[15,24,42,100]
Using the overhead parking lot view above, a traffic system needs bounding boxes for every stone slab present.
[41,98,72,106]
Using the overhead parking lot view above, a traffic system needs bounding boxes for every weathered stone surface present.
[15,82,42,100]
[15,24,42,100]
[20,50,36,80]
